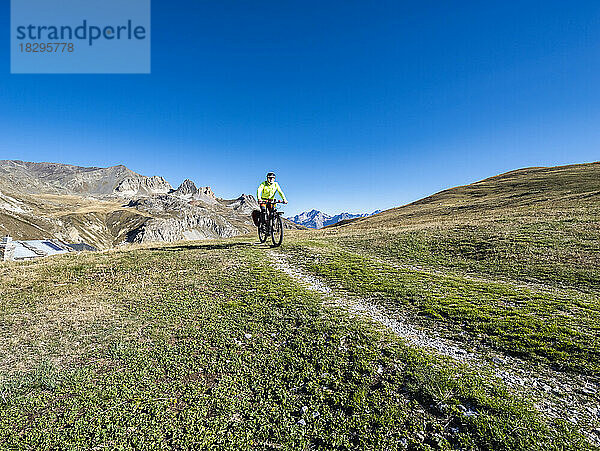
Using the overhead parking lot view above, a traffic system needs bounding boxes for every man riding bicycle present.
[257,172,288,226]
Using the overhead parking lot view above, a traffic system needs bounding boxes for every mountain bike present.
[258,199,285,246]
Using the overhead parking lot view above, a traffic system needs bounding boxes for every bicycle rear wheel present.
[271,214,283,246]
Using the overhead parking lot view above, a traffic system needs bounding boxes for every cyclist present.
[257,172,287,226]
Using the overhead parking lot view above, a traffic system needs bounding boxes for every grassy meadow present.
[1,162,599,449]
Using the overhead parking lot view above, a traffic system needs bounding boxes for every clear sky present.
[2,1,600,216]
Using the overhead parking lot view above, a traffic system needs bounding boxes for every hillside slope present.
[331,161,600,230]
[315,162,600,295]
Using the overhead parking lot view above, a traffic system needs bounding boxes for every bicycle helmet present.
[266,172,276,178]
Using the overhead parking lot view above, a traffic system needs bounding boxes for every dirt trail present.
[269,250,600,446]
[270,252,475,362]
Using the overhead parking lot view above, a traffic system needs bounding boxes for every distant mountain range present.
[287,209,382,229]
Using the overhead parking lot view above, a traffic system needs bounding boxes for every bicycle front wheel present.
[271,214,283,246]
[258,220,268,243]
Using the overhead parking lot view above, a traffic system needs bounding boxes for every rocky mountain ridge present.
[0,160,302,248]
[0,160,173,197]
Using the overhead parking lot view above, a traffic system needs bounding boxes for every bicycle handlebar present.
[259,199,286,203]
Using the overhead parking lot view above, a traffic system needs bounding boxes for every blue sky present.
[2,1,600,216]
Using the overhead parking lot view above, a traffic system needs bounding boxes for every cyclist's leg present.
[267,203,274,225]
[260,202,267,225]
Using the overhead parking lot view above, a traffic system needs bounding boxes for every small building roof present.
[12,240,70,260]
[12,242,38,260]
[27,240,70,255]
[6,239,96,261]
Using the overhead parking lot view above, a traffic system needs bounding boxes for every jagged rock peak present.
[199,186,216,198]
[176,179,198,195]
[174,179,216,199]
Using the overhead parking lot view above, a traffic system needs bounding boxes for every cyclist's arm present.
[257,183,264,201]
[276,183,288,203]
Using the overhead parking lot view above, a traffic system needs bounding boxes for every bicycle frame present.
[259,200,283,224]
[257,199,284,245]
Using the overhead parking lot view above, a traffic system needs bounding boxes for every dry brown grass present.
[0,252,134,375]
[0,294,121,374]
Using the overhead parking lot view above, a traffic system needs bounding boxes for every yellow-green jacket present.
[257,181,287,202]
